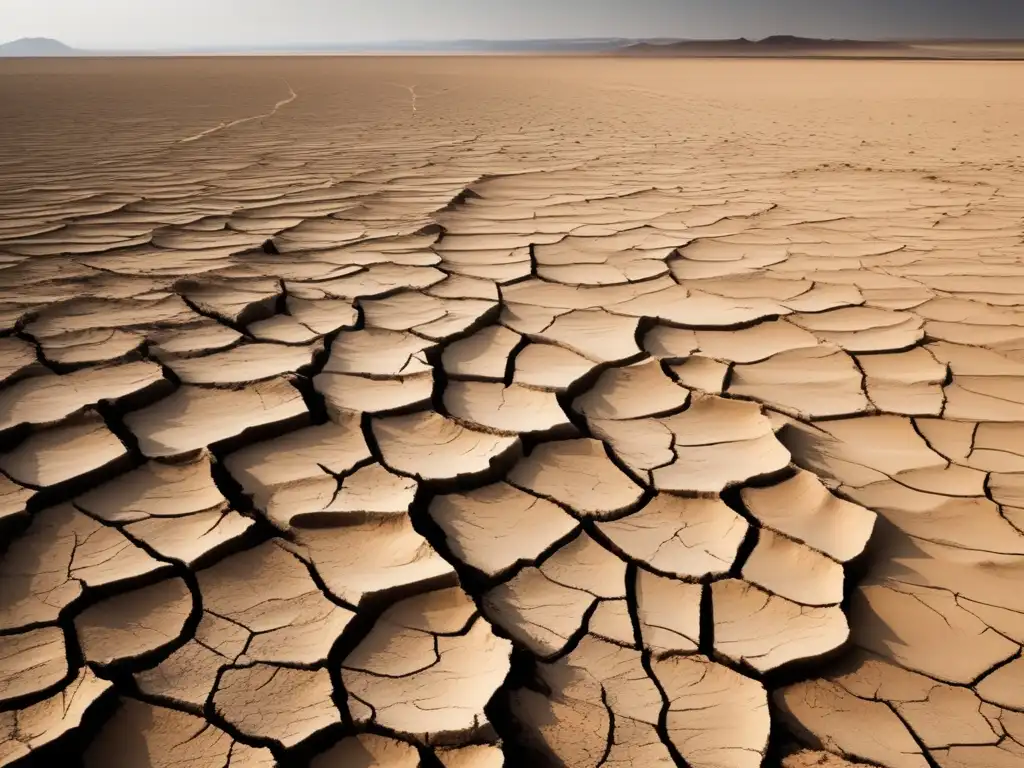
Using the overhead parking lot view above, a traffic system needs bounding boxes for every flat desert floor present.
[1,56,1023,768]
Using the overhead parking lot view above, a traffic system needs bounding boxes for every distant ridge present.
[753,35,903,48]
[618,36,908,55]
[0,37,77,57]
[612,35,1024,58]
[1,35,1022,59]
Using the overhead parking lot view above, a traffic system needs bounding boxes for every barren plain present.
[1,56,1023,767]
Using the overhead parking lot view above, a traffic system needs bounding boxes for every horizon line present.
[7,34,1024,52]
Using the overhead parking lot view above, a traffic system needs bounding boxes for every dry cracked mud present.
[1,54,1023,767]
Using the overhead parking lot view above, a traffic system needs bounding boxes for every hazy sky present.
[3,0,1024,49]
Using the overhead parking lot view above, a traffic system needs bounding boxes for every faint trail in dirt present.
[386,82,463,113]
[178,80,297,144]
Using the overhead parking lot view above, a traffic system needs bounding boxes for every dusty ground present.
[0,56,1023,767]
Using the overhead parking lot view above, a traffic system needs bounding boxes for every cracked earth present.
[1,55,1023,767]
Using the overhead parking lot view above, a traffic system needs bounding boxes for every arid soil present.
[1,56,1023,767]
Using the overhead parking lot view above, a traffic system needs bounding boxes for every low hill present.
[0,38,77,57]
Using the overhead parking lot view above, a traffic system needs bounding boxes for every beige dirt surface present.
[1,55,1023,766]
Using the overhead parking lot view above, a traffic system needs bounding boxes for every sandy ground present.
[0,56,1023,767]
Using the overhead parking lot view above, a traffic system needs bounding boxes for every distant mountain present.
[612,36,972,57]
[618,36,902,54]
[0,37,77,57]
[757,35,903,49]
[613,36,1024,59]
[1,35,1020,59]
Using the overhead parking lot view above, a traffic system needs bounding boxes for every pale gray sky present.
[3,0,1023,50]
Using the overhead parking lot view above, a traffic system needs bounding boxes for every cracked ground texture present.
[0,54,1022,767]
